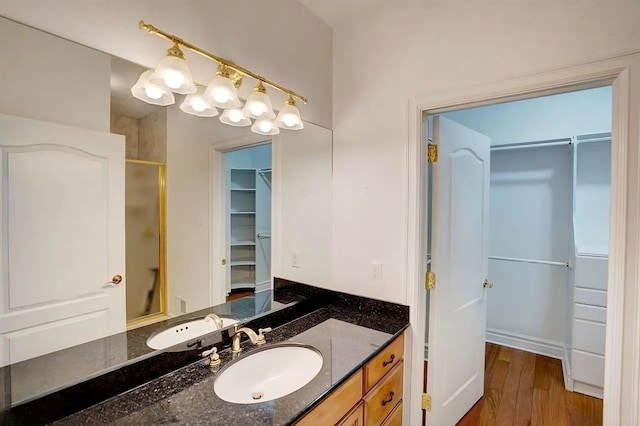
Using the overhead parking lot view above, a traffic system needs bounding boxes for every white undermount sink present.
[214,343,323,404]
[146,317,238,350]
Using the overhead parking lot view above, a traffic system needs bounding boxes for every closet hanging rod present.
[489,255,570,268]
[490,138,572,152]
[576,137,611,144]
[256,233,271,239]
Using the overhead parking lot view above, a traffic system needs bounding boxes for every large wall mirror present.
[0,16,332,407]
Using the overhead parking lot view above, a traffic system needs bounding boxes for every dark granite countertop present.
[2,290,293,408]
[55,303,409,425]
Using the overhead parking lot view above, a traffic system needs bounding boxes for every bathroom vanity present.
[1,281,409,425]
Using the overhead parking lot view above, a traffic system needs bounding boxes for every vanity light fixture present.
[135,21,307,134]
[131,70,175,106]
[149,43,197,94]
[243,81,276,120]
[251,119,280,136]
[205,65,243,109]
[179,87,218,117]
[220,108,251,127]
[275,95,304,130]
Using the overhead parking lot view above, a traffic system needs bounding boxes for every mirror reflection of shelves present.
[229,168,257,291]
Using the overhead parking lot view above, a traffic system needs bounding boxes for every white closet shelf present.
[230,188,256,192]
[230,261,256,266]
[230,241,256,246]
[230,211,256,214]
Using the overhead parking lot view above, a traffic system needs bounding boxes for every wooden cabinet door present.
[338,402,364,426]
[296,370,363,426]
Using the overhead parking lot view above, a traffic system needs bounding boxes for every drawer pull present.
[381,391,395,406]
[382,354,396,367]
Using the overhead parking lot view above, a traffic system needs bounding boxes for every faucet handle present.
[202,347,221,367]
[257,327,272,345]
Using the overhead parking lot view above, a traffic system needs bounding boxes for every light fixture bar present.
[139,20,308,104]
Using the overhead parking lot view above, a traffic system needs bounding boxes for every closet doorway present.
[222,143,272,301]
[424,86,612,425]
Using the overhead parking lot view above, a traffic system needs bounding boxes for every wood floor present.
[226,290,254,301]
[425,343,603,425]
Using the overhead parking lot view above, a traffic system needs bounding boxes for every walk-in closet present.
[426,85,612,399]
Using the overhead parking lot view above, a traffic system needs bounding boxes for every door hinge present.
[422,393,432,411]
[427,144,438,163]
[426,271,436,290]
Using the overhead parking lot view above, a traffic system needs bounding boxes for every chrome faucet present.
[231,324,272,353]
[204,313,224,329]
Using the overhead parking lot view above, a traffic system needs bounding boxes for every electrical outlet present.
[292,251,300,268]
[371,261,382,282]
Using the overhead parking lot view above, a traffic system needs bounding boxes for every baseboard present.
[486,328,565,360]
[255,280,271,293]
[573,381,603,399]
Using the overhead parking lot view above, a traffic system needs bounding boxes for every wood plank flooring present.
[425,343,603,425]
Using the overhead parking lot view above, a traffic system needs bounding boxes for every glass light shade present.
[243,90,276,120]
[204,75,242,108]
[251,119,280,136]
[131,70,175,106]
[275,103,304,130]
[220,108,251,127]
[149,55,197,95]
[180,87,218,117]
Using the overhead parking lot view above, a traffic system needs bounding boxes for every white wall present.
[0,17,110,131]
[0,0,333,129]
[444,86,612,145]
[274,123,333,288]
[487,146,573,343]
[330,0,639,305]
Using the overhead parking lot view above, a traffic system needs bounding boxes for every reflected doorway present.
[223,143,272,301]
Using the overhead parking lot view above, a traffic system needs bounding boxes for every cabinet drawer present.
[575,256,608,291]
[364,361,404,426]
[574,303,607,324]
[296,369,363,426]
[572,350,604,388]
[574,287,607,307]
[573,319,606,355]
[338,402,364,426]
[381,400,403,426]
[364,334,404,392]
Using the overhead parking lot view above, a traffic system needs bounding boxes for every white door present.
[0,113,126,366]
[427,116,491,425]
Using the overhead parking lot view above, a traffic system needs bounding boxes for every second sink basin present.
[146,317,238,350]
[214,343,323,404]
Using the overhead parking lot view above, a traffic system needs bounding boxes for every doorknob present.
[483,279,493,289]
[111,274,123,285]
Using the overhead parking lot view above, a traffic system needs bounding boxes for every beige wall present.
[0,0,333,129]
[139,109,167,163]
[110,114,139,159]
[0,16,110,131]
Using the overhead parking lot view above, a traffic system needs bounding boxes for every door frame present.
[406,52,640,426]
[209,134,274,306]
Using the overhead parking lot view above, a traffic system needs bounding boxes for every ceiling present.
[296,0,387,27]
